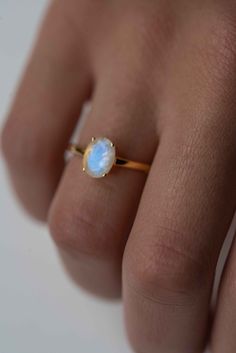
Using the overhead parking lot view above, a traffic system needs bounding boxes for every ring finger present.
[48,65,157,297]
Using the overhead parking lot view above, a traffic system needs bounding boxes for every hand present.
[2,1,236,352]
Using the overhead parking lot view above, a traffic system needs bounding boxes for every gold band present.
[67,143,150,174]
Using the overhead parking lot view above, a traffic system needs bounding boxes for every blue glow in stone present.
[85,138,116,178]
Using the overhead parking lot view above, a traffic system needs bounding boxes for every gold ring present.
[67,137,150,178]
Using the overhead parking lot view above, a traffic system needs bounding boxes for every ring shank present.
[67,143,150,174]
[115,157,150,173]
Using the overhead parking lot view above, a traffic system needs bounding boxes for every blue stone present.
[84,138,116,178]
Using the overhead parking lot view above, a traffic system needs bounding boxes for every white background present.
[0,1,132,353]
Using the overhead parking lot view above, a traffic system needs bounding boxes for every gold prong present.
[91,137,96,142]
[110,142,115,147]
[102,173,107,177]
[82,167,86,172]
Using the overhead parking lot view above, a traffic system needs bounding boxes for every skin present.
[2,0,236,352]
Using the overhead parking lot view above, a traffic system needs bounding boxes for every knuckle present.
[125,230,209,305]
[49,202,94,255]
[48,198,117,259]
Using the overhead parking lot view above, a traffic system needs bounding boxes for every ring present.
[67,137,150,178]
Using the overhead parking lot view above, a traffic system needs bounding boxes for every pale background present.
[0,1,234,353]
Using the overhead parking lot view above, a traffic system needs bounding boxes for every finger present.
[123,125,236,353]
[1,0,92,221]
[123,17,236,352]
[48,66,157,298]
[211,220,236,353]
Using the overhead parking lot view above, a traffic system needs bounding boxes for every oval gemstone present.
[83,137,116,178]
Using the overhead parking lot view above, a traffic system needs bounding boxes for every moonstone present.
[83,137,116,178]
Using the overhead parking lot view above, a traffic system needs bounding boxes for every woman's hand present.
[2,1,236,352]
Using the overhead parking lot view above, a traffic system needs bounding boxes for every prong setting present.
[82,137,116,178]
